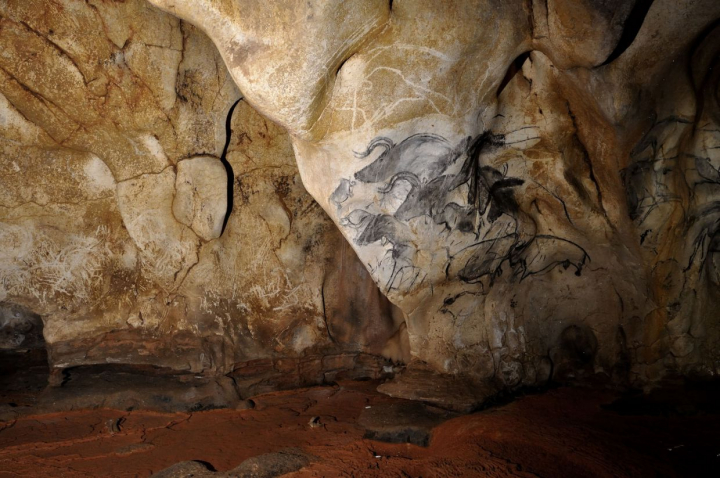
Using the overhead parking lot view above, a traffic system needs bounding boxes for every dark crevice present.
[497,52,531,98]
[0,304,49,397]
[320,279,335,343]
[389,0,393,12]
[526,0,535,38]
[601,0,656,66]
[336,56,350,76]
[220,98,242,236]
[194,461,218,472]
[689,20,720,131]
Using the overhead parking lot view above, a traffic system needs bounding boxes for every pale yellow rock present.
[0,0,400,376]
[146,0,392,137]
[117,168,200,292]
[173,156,228,241]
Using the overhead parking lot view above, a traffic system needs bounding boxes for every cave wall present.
[0,0,404,379]
[142,0,720,389]
[1,0,719,394]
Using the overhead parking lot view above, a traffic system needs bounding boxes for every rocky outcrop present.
[143,0,720,391]
[0,0,403,381]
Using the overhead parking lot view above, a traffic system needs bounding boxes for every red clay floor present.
[0,381,719,477]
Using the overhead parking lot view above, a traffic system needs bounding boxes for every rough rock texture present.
[376,361,496,413]
[150,461,216,478]
[358,401,456,446]
[0,0,403,381]
[143,0,720,391]
[221,448,313,478]
[0,303,44,352]
[151,451,314,478]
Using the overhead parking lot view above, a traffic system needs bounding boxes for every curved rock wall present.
[0,0,403,378]
[144,0,720,388]
[2,0,719,393]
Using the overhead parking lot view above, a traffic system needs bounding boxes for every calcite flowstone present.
[145,0,720,390]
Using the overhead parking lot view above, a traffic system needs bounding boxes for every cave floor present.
[0,380,719,478]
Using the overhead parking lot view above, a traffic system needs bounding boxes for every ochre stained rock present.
[0,0,402,381]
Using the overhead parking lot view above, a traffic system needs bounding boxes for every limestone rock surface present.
[173,156,228,242]
[0,0,402,381]
[2,0,720,399]
[144,0,720,390]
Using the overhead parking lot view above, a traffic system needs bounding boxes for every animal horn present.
[378,171,421,193]
[353,137,394,159]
